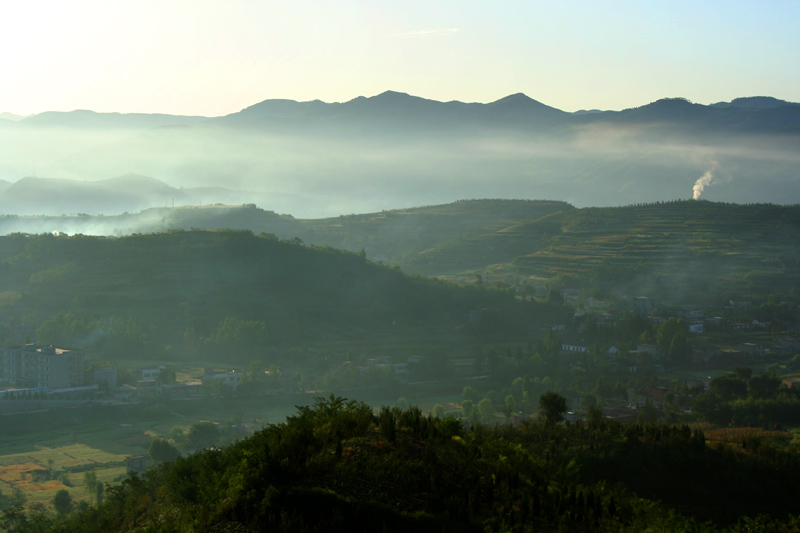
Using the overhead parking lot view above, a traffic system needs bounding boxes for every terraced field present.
[398,201,800,301]
[298,199,573,264]
[0,444,129,507]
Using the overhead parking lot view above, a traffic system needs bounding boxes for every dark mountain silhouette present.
[710,96,800,109]
[209,90,567,133]
[485,92,566,118]
[583,96,800,135]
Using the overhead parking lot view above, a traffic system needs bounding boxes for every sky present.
[1,0,799,117]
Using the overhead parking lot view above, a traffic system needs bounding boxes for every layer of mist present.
[1,92,798,218]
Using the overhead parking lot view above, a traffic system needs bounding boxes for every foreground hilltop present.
[10,396,800,532]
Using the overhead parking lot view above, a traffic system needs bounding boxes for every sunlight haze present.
[1,0,798,115]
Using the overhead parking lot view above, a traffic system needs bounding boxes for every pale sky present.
[1,0,798,116]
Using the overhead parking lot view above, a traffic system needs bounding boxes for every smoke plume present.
[693,167,717,200]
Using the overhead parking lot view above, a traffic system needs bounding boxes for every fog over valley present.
[2,91,799,220]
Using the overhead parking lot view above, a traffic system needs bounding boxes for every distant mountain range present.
[0,91,798,216]
[0,112,29,122]
[6,92,797,131]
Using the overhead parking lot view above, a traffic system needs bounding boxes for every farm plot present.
[0,444,129,506]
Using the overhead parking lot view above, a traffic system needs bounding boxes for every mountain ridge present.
[10,92,799,127]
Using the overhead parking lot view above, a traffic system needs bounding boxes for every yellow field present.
[0,444,130,506]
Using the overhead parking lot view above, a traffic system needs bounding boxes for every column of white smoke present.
[692,164,718,200]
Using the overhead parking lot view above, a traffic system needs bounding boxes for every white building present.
[0,344,83,389]
[202,369,242,391]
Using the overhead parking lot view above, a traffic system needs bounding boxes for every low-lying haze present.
[0,93,798,219]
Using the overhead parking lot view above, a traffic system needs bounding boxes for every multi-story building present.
[0,344,84,389]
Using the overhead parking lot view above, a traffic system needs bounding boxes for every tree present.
[711,374,748,401]
[461,400,474,420]
[462,386,480,403]
[504,395,516,416]
[749,373,782,399]
[95,483,104,506]
[668,332,692,366]
[52,489,73,516]
[432,404,445,418]
[477,398,495,422]
[190,421,221,449]
[638,397,657,423]
[656,318,689,351]
[538,391,568,425]
[148,438,181,464]
[83,471,98,505]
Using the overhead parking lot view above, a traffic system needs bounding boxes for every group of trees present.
[7,395,800,532]
[692,369,797,426]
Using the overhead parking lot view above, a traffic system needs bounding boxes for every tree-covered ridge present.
[0,229,543,360]
[296,199,573,264]
[7,395,800,532]
[402,200,800,299]
[4,199,800,303]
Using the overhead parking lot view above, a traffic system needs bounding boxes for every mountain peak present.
[486,93,565,117]
[492,93,536,104]
[711,96,800,109]
[374,90,413,99]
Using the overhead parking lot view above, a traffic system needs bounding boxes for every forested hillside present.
[0,230,553,364]
[4,200,798,305]
[7,396,800,532]
[397,200,800,302]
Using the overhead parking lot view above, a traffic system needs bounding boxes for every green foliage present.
[8,397,800,532]
[460,399,474,420]
[1,230,534,368]
[184,421,222,452]
[462,386,480,403]
[711,374,748,401]
[148,438,181,464]
[476,398,495,422]
[538,391,568,425]
[52,489,73,516]
[657,318,689,350]
[748,373,782,400]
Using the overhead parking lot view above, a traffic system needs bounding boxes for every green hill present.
[296,199,572,264]
[0,230,549,364]
[397,200,800,303]
[4,199,799,305]
[11,397,800,532]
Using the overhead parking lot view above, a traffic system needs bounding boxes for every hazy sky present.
[2,0,798,116]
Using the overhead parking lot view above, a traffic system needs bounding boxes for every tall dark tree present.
[148,438,181,464]
[52,489,73,516]
[538,391,568,425]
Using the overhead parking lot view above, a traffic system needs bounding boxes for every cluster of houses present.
[551,293,800,372]
[107,367,251,401]
[0,340,255,402]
